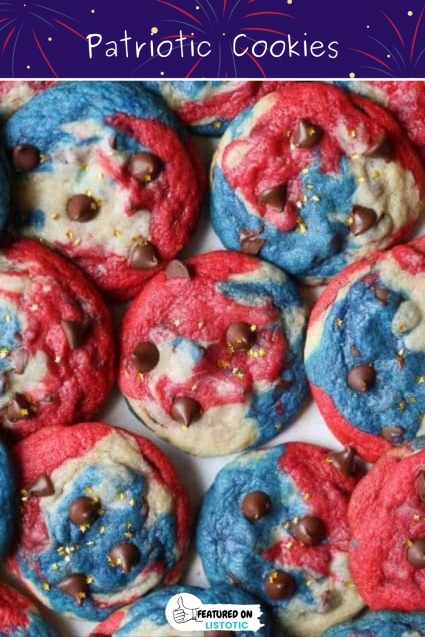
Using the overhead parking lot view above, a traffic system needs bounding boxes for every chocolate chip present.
[69,496,101,526]
[165,259,191,280]
[373,285,389,305]
[66,194,99,222]
[9,348,29,375]
[293,515,326,546]
[264,570,295,600]
[258,184,287,210]
[171,397,202,426]
[381,426,404,444]
[61,320,90,350]
[12,144,40,172]
[108,543,140,573]
[239,228,265,256]
[328,447,356,476]
[417,472,425,503]
[276,378,293,392]
[349,205,378,236]
[226,322,256,352]
[407,539,425,568]
[58,574,89,605]
[128,152,163,183]
[347,363,376,392]
[291,119,323,148]
[241,491,271,522]
[6,393,32,421]
[132,341,159,373]
[129,241,159,270]
[364,131,393,162]
[28,474,54,497]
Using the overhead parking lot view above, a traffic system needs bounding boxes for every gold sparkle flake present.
[349,129,357,138]
[54,356,62,364]
[0,349,8,359]
[124,531,134,539]
[4,315,11,323]
[42,582,51,591]
[372,171,381,180]
[113,229,122,238]
[217,359,230,369]
[30,304,39,312]
[335,318,343,328]
[399,401,407,412]
[173,319,181,327]
[303,492,312,500]
[198,320,205,329]
[51,213,60,220]
[213,121,222,130]
[65,230,73,240]
[86,575,95,584]
[99,526,105,534]
[286,542,294,550]
[413,514,422,521]
[51,563,60,572]
[297,216,307,233]
[417,376,425,384]
[118,492,126,501]
[356,176,365,184]
[311,195,320,202]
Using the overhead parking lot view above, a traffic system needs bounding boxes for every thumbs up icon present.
[173,596,196,623]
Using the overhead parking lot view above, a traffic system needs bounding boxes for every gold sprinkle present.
[30,304,39,312]
[64,555,71,563]
[283,521,291,529]
[398,323,407,333]
[173,319,181,327]
[54,356,62,364]
[311,195,321,202]
[213,121,222,129]
[349,129,357,138]
[5,315,11,323]
[217,359,230,369]
[118,492,126,501]
[301,194,308,204]
[297,216,307,233]
[335,318,343,328]
[137,372,144,381]
[198,320,205,329]
[303,492,312,500]
[113,229,122,238]
[351,153,360,160]
[345,582,356,589]
[293,517,299,524]
[85,487,94,495]
[86,540,96,547]
[79,524,90,533]
[372,171,381,180]
[124,531,134,539]
[107,555,114,566]
[20,488,31,502]
[99,526,105,534]
[191,383,198,392]
[129,498,136,507]
[305,579,312,587]
[51,564,60,572]
[51,213,60,220]
[306,183,314,190]
[125,522,133,529]
[42,582,51,591]
[65,230,73,240]
[399,401,407,412]
[232,368,245,379]
[408,396,416,404]
[86,575,95,584]
[286,542,294,550]
[356,176,365,184]
[0,348,9,359]
[413,514,422,521]
[404,539,413,548]
[301,167,309,174]
[20,408,29,417]
[417,376,425,384]
[296,200,303,209]
[74,239,82,247]
[78,592,86,602]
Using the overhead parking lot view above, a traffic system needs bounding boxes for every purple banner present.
[0,0,423,78]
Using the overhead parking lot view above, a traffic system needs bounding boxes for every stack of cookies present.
[0,79,423,637]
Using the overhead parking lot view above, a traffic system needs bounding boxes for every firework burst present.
[0,1,85,77]
[131,0,296,78]
[350,5,425,77]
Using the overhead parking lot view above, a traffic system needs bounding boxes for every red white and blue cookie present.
[305,236,425,462]
[145,81,280,136]
[321,610,425,637]
[210,82,425,283]
[0,81,55,123]
[2,81,205,300]
[0,239,114,440]
[90,584,273,636]
[197,442,364,637]
[336,80,425,162]
[0,582,60,637]
[119,250,308,456]
[9,421,191,621]
[348,439,425,611]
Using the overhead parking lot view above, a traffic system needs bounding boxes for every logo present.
[165,592,264,632]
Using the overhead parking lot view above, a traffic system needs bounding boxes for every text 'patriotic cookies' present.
[119,250,308,456]
[210,82,425,284]
[305,236,425,462]
[197,442,364,637]
[2,81,205,300]
[9,422,191,621]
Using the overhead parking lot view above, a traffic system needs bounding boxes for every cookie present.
[0,81,55,122]
[145,80,280,136]
[348,439,425,611]
[0,239,114,440]
[2,81,205,300]
[90,584,273,636]
[0,440,15,558]
[9,421,191,621]
[119,250,308,456]
[0,582,59,636]
[210,82,425,284]
[321,610,425,637]
[336,80,425,163]
[305,236,425,463]
[197,442,365,637]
